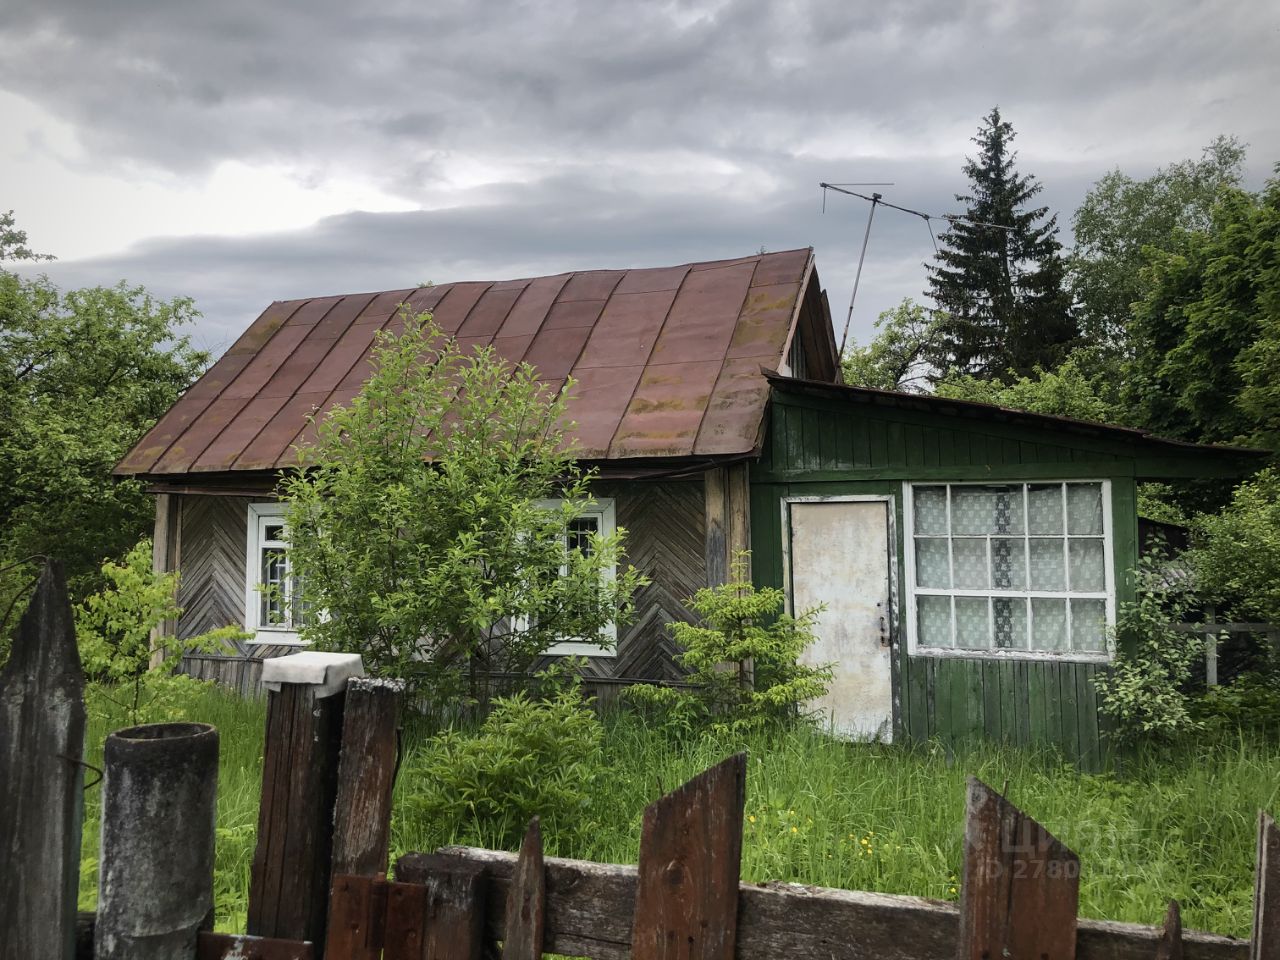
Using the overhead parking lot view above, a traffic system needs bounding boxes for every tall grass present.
[76,686,1277,938]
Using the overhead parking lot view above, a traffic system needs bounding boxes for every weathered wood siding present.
[174,480,709,691]
[538,478,707,682]
[751,392,1151,766]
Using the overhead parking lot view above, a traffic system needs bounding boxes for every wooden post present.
[0,560,86,960]
[1156,900,1184,960]
[332,678,402,879]
[957,777,1080,960]
[95,722,220,960]
[1254,811,1279,960]
[704,465,728,588]
[248,652,363,952]
[631,753,747,960]
[1205,605,1219,688]
[503,819,546,960]
[149,492,180,669]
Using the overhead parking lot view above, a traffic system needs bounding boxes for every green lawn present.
[78,685,1278,938]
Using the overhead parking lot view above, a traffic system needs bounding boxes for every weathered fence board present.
[385,856,486,960]
[957,776,1080,960]
[503,818,546,960]
[197,931,316,960]
[324,874,385,960]
[1256,811,1279,960]
[631,752,746,960]
[1159,900,1186,960]
[0,561,86,960]
[399,847,1249,960]
[249,655,362,952]
[332,678,402,879]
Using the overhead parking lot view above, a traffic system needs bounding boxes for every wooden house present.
[116,248,1259,762]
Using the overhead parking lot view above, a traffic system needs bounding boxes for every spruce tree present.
[925,108,1075,382]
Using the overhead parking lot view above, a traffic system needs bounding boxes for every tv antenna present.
[820,181,1016,356]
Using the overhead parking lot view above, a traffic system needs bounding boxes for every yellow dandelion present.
[791,826,798,834]
[748,815,756,823]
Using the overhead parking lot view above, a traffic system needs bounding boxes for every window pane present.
[261,547,287,626]
[952,538,989,589]
[264,524,285,542]
[991,487,1024,535]
[1070,599,1108,652]
[1027,484,1063,535]
[1068,539,1105,592]
[918,595,951,647]
[955,596,990,650]
[1031,598,1068,652]
[990,538,1026,590]
[1028,538,1066,590]
[1067,483,1104,535]
[915,538,950,588]
[993,597,1027,650]
[914,486,948,535]
[951,487,996,535]
[567,516,599,556]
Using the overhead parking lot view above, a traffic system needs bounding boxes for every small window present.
[245,503,310,644]
[538,499,618,658]
[905,482,1113,660]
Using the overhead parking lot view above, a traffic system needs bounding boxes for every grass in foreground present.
[78,686,1278,938]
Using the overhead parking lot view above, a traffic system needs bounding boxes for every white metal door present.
[788,499,893,740]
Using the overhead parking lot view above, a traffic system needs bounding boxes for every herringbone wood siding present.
[539,479,707,682]
[177,480,709,687]
[177,495,250,650]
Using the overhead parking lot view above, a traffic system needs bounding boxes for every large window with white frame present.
[245,502,310,644]
[904,481,1113,659]
[537,497,618,658]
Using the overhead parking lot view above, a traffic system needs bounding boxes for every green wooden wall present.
[747,390,1198,767]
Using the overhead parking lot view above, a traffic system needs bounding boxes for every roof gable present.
[117,249,833,477]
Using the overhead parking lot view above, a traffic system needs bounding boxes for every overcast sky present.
[3,0,1278,355]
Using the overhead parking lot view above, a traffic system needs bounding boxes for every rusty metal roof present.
[117,249,828,476]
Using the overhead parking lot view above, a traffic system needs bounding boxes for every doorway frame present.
[780,494,900,738]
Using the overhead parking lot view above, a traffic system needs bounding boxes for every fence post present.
[1255,810,1279,960]
[503,818,546,960]
[0,560,85,960]
[1156,899,1184,960]
[956,777,1080,960]
[94,722,220,960]
[248,652,363,952]
[631,752,747,960]
[332,677,402,879]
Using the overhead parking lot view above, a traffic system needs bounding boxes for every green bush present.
[1193,670,1280,734]
[625,556,831,734]
[1093,557,1204,745]
[400,665,604,848]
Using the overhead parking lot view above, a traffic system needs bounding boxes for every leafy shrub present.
[76,539,242,724]
[1093,557,1204,745]
[626,556,831,734]
[1192,670,1280,734]
[1189,468,1280,625]
[401,664,604,848]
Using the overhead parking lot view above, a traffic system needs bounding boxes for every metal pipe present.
[95,722,219,960]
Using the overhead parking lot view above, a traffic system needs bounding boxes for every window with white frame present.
[905,482,1112,658]
[538,498,618,658]
[245,503,310,643]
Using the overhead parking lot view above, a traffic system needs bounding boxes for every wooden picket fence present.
[3,561,1279,959]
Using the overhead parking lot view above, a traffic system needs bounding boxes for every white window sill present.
[910,646,1112,664]
[545,641,617,658]
[246,631,310,647]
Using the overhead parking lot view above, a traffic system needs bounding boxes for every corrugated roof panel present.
[749,248,811,286]
[258,336,342,399]
[491,335,535,367]
[725,281,803,360]
[220,323,314,400]
[557,270,625,302]
[561,366,646,458]
[355,287,417,323]
[456,285,526,338]
[493,274,571,338]
[543,299,607,330]
[430,282,493,333]
[192,394,291,472]
[313,293,377,339]
[281,295,343,328]
[233,390,332,470]
[522,325,593,380]
[575,289,677,369]
[150,395,254,473]
[613,264,690,295]
[647,261,755,366]
[694,357,773,455]
[609,359,723,458]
